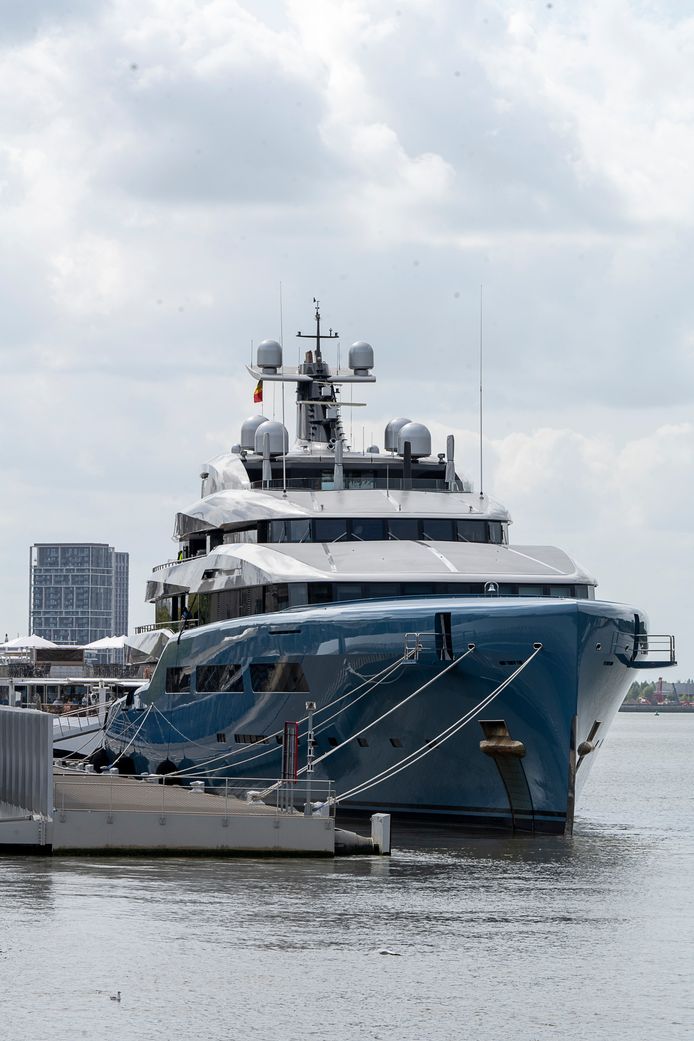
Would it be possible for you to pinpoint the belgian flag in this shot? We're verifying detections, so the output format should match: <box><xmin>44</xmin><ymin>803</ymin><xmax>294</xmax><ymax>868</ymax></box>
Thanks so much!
<box><xmin>253</xmin><ymin>380</ymin><xmax>263</xmax><ymax>404</ymax></box>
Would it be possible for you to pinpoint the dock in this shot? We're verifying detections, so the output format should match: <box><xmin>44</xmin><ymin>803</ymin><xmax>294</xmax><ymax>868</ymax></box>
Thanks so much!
<box><xmin>0</xmin><ymin>707</ymin><xmax>390</xmax><ymax>857</ymax></box>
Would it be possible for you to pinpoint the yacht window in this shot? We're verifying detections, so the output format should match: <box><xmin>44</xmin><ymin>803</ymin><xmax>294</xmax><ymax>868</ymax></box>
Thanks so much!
<box><xmin>368</xmin><ymin>582</ymin><xmax>399</xmax><ymax>599</ymax></box>
<box><xmin>549</xmin><ymin>585</ymin><xmax>571</xmax><ymax>597</ymax></box>
<box><xmin>518</xmin><ymin>585</ymin><xmax>542</xmax><ymax>596</ymax></box>
<box><xmin>196</xmin><ymin>664</ymin><xmax>244</xmax><ymax>693</ymax></box>
<box><xmin>335</xmin><ymin>583</ymin><xmax>363</xmax><ymax>601</ymax></box>
<box><xmin>250</xmin><ymin>662</ymin><xmax>309</xmax><ymax>693</ymax></box>
<box><xmin>165</xmin><ymin>667</ymin><xmax>192</xmax><ymax>693</ymax></box>
<box><xmin>388</xmin><ymin>518</ymin><xmax>420</xmax><ymax>540</ymax></box>
<box><xmin>422</xmin><ymin>519</ymin><xmax>454</xmax><ymax>541</ymax></box>
<box><xmin>264</xmin><ymin>584</ymin><xmax>289</xmax><ymax>612</ymax></box>
<box><xmin>288</xmin><ymin>519</ymin><xmax>311</xmax><ymax>542</ymax></box>
<box><xmin>314</xmin><ymin>518</ymin><xmax>347</xmax><ymax>542</ymax></box>
<box><xmin>320</xmin><ymin>470</ymin><xmax>335</xmax><ymax>491</ymax></box>
<box><xmin>239</xmin><ymin>587</ymin><xmax>263</xmax><ymax>615</ymax></box>
<box><xmin>224</xmin><ymin>527</ymin><xmax>257</xmax><ymax>545</ymax></box>
<box><xmin>456</xmin><ymin>520</ymin><xmax>487</xmax><ymax>543</ymax></box>
<box><xmin>308</xmin><ymin>583</ymin><xmax>333</xmax><ymax>604</ymax></box>
<box><xmin>270</xmin><ymin>520</ymin><xmax>287</xmax><ymax>543</ymax></box>
<box><xmin>288</xmin><ymin>584</ymin><xmax>309</xmax><ymax>607</ymax></box>
<box><xmin>488</xmin><ymin>522</ymin><xmax>504</xmax><ymax>545</ymax></box>
<box><xmin>351</xmin><ymin>518</ymin><xmax>385</xmax><ymax>541</ymax></box>
<box><xmin>402</xmin><ymin>582</ymin><xmax>434</xmax><ymax>596</ymax></box>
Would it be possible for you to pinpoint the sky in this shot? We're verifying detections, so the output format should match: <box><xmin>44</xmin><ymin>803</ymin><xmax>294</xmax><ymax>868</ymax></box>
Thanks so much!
<box><xmin>1</xmin><ymin>0</ymin><xmax>692</xmax><ymax>676</ymax></box>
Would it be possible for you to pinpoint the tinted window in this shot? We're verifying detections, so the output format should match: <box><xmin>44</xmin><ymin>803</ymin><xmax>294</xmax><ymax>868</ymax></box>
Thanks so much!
<box><xmin>335</xmin><ymin>583</ymin><xmax>363</xmax><ymax>601</ymax></box>
<box><xmin>351</xmin><ymin>518</ymin><xmax>385</xmax><ymax>541</ymax></box>
<box><xmin>367</xmin><ymin>582</ymin><xmax>399</xmax><ymax>599</ymax></box>
<box><xmin>308</xmin><ymin>583</ymin><xmax>333</xmax><ymax>604</ymax></box>
<box><xmin>166</xmin><ymin>667</ymin><xmax>191</xmax><ymax>693</ymax></box>
<box><xmin>421</xmin><ymin>519</ymin><xmax>454</xmax><ymax>541</ymax></box>
<box><xmin>288</xmin><ymin>520</ymin><xmax>311</xmax><ymax>542</ymax></box>
<box><xmin>402</xmin><ymin>582</ymin><xmax>434</xmax><ymax>596</ymax></box>
<box><xmin>488</xmin><ymin>522</ymin><xmax>504</xmax><ymax>545</ymax></box>
<box><xmin>456</xmin><ymin>520</ymin><xmax>488</xmax><ymax>543</ymax></box>
<box><xmin>388</xmin><ymin>518</ymin><xmax>420</xmax><ymax>540</ymax></box>
<box><xmin>196</xmin><ymin>664</ymin><xmax>244</xmax><ymax>693</ymax></box>
<box><xmin>239</xmin><ymin>587</ymin><xmax>263</xmax><ymax>615</ymax></box>
<box><xmin>264</xmin><ymin>584</ymin><xmax>289</xmax><ymax>612</ymax></box>
<box><xmin>288</xmin><ymin>584</ymin><xmax>309</xmax><ymax>607</ymax></box>
<box><xmin>270</xmin><ymin>520</ymin><xmax>287</xmax><ymax>542</ymax></box>
<box><xmin>314</xmin><ymin>519</ymin><xmax>347</xmax><ymax>542</ymax></box>
<box><xmin>250</xmin><ymin>662</ymin><xmax>309</xmax><ymax>693</ymax></box>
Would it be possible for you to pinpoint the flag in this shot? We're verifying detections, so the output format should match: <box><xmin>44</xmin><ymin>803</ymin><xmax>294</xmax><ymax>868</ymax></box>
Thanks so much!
<box><xmin>254</xmin><ymin>380</ymin><xmax>263</xmax><ymax>404</ymax></box>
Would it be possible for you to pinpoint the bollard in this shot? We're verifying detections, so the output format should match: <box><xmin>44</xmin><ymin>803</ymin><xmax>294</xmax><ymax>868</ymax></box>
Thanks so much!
<box><xmin>371</xmin><ymin>813</ymin><xmax>391</xmax><ymax>855</ymax></box>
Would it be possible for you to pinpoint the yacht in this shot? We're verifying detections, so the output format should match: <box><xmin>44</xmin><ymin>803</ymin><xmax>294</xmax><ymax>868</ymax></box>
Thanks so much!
<box><xmin>103</xmin><ymin>303</ymin><xmax>676</xmax><ymax>833</ymax></box>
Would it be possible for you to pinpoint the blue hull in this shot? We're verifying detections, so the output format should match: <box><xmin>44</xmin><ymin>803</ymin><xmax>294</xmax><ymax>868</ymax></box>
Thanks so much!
<box><xmin>104</xmin><ymin>597</ymin><xmax>639</xmax><ymax>834</ymax></box>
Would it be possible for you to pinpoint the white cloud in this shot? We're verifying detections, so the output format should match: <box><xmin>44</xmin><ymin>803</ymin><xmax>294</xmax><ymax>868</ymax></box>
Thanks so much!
<box><xmin>0</xmin><ymin>0</ymin><xmax>692</xmax><ymax>675</ymax></box>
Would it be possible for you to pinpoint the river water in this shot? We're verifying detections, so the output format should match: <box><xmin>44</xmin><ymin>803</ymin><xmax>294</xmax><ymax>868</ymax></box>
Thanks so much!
<box><xmin>2</xmin><ymin>714</ymin><xmax>692</xmax><ymax>1041</ymax></box>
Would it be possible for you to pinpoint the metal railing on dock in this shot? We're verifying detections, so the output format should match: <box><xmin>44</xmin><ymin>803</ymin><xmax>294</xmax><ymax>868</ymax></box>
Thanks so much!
<box><xmin>53</xmin><ymin>769</ymin><xmax>336</xmax><ymax>820</ymax></box>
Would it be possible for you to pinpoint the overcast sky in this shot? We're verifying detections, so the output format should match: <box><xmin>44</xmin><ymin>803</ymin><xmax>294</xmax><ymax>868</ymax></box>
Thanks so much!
<box><xmin>1</xmin><ymin>0</ymin><xmax>692</xmax><ymax>676</ymax></box>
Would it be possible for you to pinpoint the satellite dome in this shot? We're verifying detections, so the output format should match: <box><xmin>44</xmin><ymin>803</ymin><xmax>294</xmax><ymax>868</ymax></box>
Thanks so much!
<box><xmin>348</xmin><ymin>341</ymin><xmax>374</xmax><ymax>374</ymax></box>
<box><xmin>254</xmin><ymin>420</ymin><xmax>289</xmax><ymax>456</ymax></box>
<box><xmin>240</xmin><ymin>414</ymin><xmax>268</xmax><ymax>450</ymax></box>
<box><xmin>397</xmin><ymin>421</ymin><xmax>431</xmax><ymax>459</ymax></box>
<box><xmin>384</xmin><ymin>417</ymin><xmax>412</xmax><ymax>453</ymax></box>
<box><xmin>257</xmin><ymin>339</ymin><xmax>282</xmax><ymax>372</ymax></box>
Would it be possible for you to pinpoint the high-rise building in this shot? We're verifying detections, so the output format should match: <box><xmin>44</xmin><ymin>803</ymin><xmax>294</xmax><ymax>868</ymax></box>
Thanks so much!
<box><xmin>29</xmin><ymin>543</ymin><xmax>129</xmax><ymax>645</ymax></box>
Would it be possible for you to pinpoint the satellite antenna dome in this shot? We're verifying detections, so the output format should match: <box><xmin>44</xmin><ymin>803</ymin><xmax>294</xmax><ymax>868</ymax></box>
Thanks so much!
<box><xmin>240</xmin><ymin>414</ymin><xmax>268</xmax><ymax>451</ymax></box>
<box><xmin>256</xmin><ymin>339</ymin><xmax>283</xmax><ymax>372</ymax></box>
<box><xmin>348</xmin><ymin>341</ymin><xmax>374</xmax><ymax>375</ymax></box>
<box><xmin>397</xmin><ymin>421</ymin><xmax>431</xmax><ymax>459</ymax></box>
<box><xmin>254</xmin><ymin>420</ymin><xmax>289</xmax><ymax>456</ymax></box>
<box><xmin>384</xmin><ymin>417</ymin><xmax>412</xmax><ymax>453</ymax></box>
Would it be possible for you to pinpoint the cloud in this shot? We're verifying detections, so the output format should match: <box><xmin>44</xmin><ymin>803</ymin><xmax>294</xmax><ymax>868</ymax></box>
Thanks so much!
<box><xmin>0</xmin><ymin>0</ymin><xmax>693</xmax><ymax>673</ymax></box>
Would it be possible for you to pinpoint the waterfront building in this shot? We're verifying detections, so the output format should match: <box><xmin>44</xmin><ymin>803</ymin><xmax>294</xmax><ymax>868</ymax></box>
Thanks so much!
<box><xmin>29</xmin><ymin>543</ymin><xmax>129</xmax><ymax>645</ymax></box>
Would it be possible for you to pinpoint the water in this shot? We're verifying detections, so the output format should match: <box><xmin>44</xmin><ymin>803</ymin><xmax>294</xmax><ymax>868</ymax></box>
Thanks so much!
<box><xmin>2</xmin><ymin>714</ymin><xmax>693</xmax><ymax>1040</ymax></box>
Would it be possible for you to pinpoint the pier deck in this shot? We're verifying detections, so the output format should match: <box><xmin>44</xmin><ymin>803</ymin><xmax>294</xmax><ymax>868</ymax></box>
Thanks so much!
<box><xmin>0</xmin><ymin>707</ymin><xmax>389</xmax><ymax>856</ymax></box>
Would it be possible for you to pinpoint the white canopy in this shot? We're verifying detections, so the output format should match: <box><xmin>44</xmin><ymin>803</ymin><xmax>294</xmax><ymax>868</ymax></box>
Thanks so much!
<box><xmin>84</xmin><ymin>635</ymin><xmax>128</xmax><ymax>650</ymax></box>
<box><xmin>1</xmin><ymin>634</ymin><xmax>58</xmax><ymax>649</ymax></box>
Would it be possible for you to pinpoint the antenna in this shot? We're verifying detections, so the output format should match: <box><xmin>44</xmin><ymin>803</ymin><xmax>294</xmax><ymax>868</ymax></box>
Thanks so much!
<box><xmin>479</xmin><ymin>283</ymin><xmax>485</xmax><ymax>499</ymax></box>
<box><xmin>280</xmin><ymin>282</ymin><xmax>287</xmax><ymax>497</ymax></box>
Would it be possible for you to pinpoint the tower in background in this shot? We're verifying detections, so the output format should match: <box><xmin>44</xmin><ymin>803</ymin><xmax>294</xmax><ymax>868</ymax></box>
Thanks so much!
<box><xmin>29</xmin><ymin>543</ymin><xmax>129</xmax><ymax>644</ymax></box>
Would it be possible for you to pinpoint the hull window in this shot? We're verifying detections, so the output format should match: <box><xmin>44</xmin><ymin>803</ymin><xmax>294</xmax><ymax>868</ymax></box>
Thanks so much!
<box><xmin>165</xmin><ymin>667</ymin><xmax>192</xmax><ymax>693</ymax></box>
<box><xmin>250</xmin><ymin>662</ymin><xmax>309</xmax><ymax>694</ymax></box>
<box><xmin>196</xmin><ymin>664</ymin><xmax>244</xmax><ymax>693</ymax></box>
